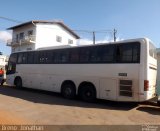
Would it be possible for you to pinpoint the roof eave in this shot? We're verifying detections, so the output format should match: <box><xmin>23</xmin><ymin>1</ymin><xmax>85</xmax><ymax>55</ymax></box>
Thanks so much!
<box><xmin>7</xmin><ymin>20</ymin><xmax>80</xmax><ymax>39</ymax></box>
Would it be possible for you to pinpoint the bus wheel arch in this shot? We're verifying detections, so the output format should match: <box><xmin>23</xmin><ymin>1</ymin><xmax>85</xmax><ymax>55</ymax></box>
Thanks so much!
<box><xmin>1</xmin><ymin>79</ymin><xmax>6</xmax><ymax>86</ymax></box>
<box><xmin>14</xmin><ymin>76</ymin><xmax>23</xmax><ymax>88</ymax></box>
<box><xmin>61</xmin><ymin>80</ymin><xmax>76</xmax><ymax>99</ymax></box>
<box><xmin>78</xmin><ymin>82</ymin><xmax>97</xmax><ymax>102</ymax></box>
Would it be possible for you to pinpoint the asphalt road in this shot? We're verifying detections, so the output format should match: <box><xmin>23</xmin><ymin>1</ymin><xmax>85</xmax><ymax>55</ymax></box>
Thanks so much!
<box><xmin>0</xmin><ymin>85</ymin><xmax>159</xmax><ymax>126</ymax></box>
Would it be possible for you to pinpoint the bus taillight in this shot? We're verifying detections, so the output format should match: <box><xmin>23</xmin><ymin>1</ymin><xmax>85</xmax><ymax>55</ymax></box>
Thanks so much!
<box><xmin>144</xmin><ymin>80</ymin><xmax>149</xmax><ymax>91</ymax></box>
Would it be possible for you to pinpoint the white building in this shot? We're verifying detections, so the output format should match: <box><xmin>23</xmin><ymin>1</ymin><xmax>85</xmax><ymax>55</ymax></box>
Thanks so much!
<box><xmin>0</xmin><ymin>55</ymin><xmax>8</xmax><ymax>69</ymax></box>
<box><xmin>7</xmin><ymin>20</ymin><xmax>80</xmax><ymax>52</ymax></box>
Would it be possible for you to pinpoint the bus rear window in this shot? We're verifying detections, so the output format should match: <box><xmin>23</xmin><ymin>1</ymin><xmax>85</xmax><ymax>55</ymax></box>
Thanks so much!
<box><xmin>149</xmin><ymin>42</ymin><xmax>157</xmax><ymax>59</ymax></box>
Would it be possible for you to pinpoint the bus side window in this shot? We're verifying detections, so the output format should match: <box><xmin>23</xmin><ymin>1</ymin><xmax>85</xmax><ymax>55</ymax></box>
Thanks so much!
<box><xmin>121</xmin><ymin>44</ymin><xmax>133</xmax><ymax>62</ymax></box>
<box><xmin>22</xmin><ymin>53</ymin><xmax>27</xmax><ymax>64</ymax></box>
<box><xmin>9</xmin><ymin>53</ymin><xmax>18</xmax><ymax>63</ymax></box>
<box><xmin>132</xmin><ymin>43</ymin><xmax>140</xmax><ymax>63</ymax></box>
<box><xmin>79</xmin><ymin>47</ymin><xmax>90</xmax><ymax>63</ymax></box>
<box><xmin>46</xmin><ymin>51</ymin><xmax>52</xmax><ymax>64</ymax></box>
<box><xmin>52</xmin><ymin>52</ymin><xmax>56</xmax><ymax>63</ymax></box>
<box><xmin>116</xmin><ymin>44</ymin><xmax>133</xmax><ymax>63</ymax></box>
<box><xmin>54</xmin><ymin>51</ymin><xmax>61</xmax><ymax>63</ymax></box>
<box><xmin>101</xmin><ymin>45</ymin><xmax>115</xmax><ymax>63</ymax></box>
<box><xmin>53</xmin><ymin>50</ymin><xmax>69</xmax><ymax>64</ymax></box>
<box><xmin>70</xmin><ymin>49</ymin><xmax>79</xmax><ymax>63</ymax></box>
<box><xmin>59</xmin><ymin>50</ymin><xmax>69</xmax><ymax>63</ymax></box>
<box><xmin>17</xmin><ymin>53</ymin><xmax>23</xmax><ymax>64</ymax></box>
<box><xmin>39</xmin><ymin>51</ymin><xmax>46</xmax><ymax>64</ymax></box>
<box><xmin>27</xmin><ymin>52</ymin><xmax>34</xmax><ymax>64</ymax></box>
<box><xmin>17</xmin><ymin>53</ymin><xmax>27</xmax><ymax>64</ymax></box>
<box><xmin>90</xmin><ymin>47</ymin><xmax>101</xmax><ymax>63</ymax></box>
<box><xmin>34</xmin><ymin>52</ymin><xmax>40</xmax><ymax>64</ymax></box>
<box><xmin>116</xmin><ymin>42</ymin><xmax>140</xmax><ymax>63</ymax></box>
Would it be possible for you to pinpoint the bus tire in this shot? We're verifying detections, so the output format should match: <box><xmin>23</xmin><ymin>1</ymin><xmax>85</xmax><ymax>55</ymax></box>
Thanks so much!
<box><xmin>61</xmin><ymin>81</ymin><xmax>76</xmax><ymax>99</ymax></box>
<box><xmin>1</xmin><ymin>79</ymin><xmax>5</xmax><ymax>86</ymax></box>
<box><xmin>78</xmin><ymin>83</ymin><xmax>96</xmax><ymax>102</ymax></box>
<box><xmin>15</xmin><ymin>77</ymin><xmax>23</xmax><ymax>88</ymax></box>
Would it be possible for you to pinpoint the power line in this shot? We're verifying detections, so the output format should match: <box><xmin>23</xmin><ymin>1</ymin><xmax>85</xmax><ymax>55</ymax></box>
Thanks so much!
<box><xmin>73</xmin><ymin>29</ymin><xmax>117</xmax><ymax>44</ymax></box>
<box><xmin>0</xmin><ymin>17</ymin><xmax>118</xmax><ymax>43</ymax></box>
<box><xmin>0</xmin><ymin>16</ymin><xmax>22</xmax><ymax>23</ymax></box>
<box><xmin>73</xmin><ymin>29</ymin><xmax>113</xmax><ymax>33</ymax></box>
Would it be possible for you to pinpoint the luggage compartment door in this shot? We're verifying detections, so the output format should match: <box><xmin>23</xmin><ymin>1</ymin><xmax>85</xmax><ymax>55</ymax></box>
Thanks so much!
<box><xmin>100</xmin><ymin>78</ymin><xmax>117</xmax><ymax>100</ymax></box>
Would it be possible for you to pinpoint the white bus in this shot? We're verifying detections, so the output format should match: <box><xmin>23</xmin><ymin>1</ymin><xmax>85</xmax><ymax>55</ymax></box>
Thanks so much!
<box><xmin>6</xmin><ymin>38</ymin><xmax>157</xmax><ymax>102</ymax></box>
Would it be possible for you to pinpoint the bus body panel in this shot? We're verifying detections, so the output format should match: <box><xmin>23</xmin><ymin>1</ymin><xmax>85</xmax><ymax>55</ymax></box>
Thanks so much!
<box><xmin>146</xmin><ymin>59</ymin><xmax>157</xmax><ymax>100</ymax></box>
<box><xmin>8</xmin><ymin>63</ymin><xmax>140</xmax><ymax>101</ymax></box>
<box><xmin>100</xmin><ymin>78</ymin><xmax>118</xmax><ymax>101</ymax></box>
<box><xmin>143</xmin><ymin>39</ymin><xmax>157</xmax><ymax>101</ymax></box>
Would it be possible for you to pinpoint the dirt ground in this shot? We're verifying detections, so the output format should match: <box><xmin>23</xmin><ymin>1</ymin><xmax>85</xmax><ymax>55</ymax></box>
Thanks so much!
<box><xmin>0</xmin><ymin>85</ymin><xmax>159</xmax><ymax>126</ymax></box>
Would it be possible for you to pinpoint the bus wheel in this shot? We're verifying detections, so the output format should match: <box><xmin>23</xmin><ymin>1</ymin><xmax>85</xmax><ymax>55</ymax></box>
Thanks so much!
<box><xmin>15</xmin><ymin>77</ymin><xmax>22</xmax><ymax>88</ymax></box>
<box><xmin>1</xmin><ymin>79</ymin><xmax>5</xmax><ymax>86</ymax></box>
<box><xmin>61</xmin><ymin>82</ymin><xmax>76</xmax><ymax>99</ymax></box>
<box><xmin>79</xmin><ymin>84</ymin><xmax>96</xmax><ymax>102</ymax></box>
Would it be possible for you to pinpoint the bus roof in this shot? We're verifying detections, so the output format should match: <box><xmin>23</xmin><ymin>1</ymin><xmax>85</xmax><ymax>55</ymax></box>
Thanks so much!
<box><xmin>12</xmin><ymin>37</ymin><xmax>151</xmax><ymax>54</ymax></box>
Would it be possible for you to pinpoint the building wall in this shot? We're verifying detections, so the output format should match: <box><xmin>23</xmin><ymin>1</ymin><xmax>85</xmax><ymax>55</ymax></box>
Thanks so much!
<box><xmin>12</xmin><ymin>24</ymin><xmax>36</xmax><ymax>52</ymax></box>
<box><xmin>12</xmin><ymin>24</ymin><xmax>36</xmax><ymax>40</ymax></box>
<box><xmin>11</xmin><ymin>23</ymin><xmax>77</xmax><ymax>52</ymax></box>
<box><xmin>35</xmin><ymin>23</ymin><xmax>77</xmax><ymax>49</ymax></box>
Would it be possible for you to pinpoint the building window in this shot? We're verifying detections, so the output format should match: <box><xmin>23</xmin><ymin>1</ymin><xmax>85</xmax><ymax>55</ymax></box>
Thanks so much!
<box><xmin>19</xmin><ymin>32</ymin><xmax>24</xmax><ymax>40</ymax></box>
<box><xmin>56</xmin><ymin>36</ymin><xmax>62</xmax><ymax>43</ymax></box>
<box><xmin>27</xmin><ymin>48</ymin><xmax>32</xmax><ymax>50</ymax></box>
<box><xmin>28</xmin><ymin>30</ymin><xmax>33</xmax><ymax>36</ymax></box>
<box><xmin>16</xmin><ymin>34</ymin><xmax>19</xmax><ymax>42</ymax></box>
<box><xmin>68</xmin><ymin>39</ymin><xmax>73</xmax><ymax>44</ymax></box>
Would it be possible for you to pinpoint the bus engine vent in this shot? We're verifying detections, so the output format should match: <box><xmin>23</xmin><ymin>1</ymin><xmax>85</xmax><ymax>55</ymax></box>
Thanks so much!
<box><xmin>119</xmin><ymin>80</ymin><xmax>133</xmax><ymax>97</ymax></box>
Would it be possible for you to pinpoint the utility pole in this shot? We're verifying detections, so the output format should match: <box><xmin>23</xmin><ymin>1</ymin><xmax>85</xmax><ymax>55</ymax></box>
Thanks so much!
<box><xmin>113</xmin><ymin>29</ymin><xmax>117</xmax><ymax>42</ymax></box>
<box><xmin>93</xmin><ymin>31</ymin><xmax>95</xmax><ymax>44</ymax></box>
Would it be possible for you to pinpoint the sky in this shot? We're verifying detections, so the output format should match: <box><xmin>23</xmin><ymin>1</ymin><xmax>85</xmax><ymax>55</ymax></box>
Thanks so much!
<box><xmin>0</xmin><ymin>0</ymin><xmax>160</xmax><ymax>55</ymax></box>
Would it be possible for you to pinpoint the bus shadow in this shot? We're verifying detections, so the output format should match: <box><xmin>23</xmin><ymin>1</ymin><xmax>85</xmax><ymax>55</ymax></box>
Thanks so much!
<box><xmin>136</xmin><ymin>106</ymin><xmax>160</xmax><ymax>115</ymax></box>
<box><xmin>0</xmin><ymin>85</ymin><xmax>138</xmax><ymax>111</ymax></box>
<box><xmin>136</xmin><ymin>102</ymin><xmax>160</xmax><ymax>115</ymax></box>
